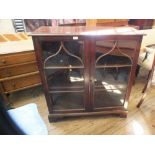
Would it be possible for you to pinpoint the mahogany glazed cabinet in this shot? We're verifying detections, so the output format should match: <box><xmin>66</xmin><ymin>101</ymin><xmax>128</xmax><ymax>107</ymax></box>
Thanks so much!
<box><xmin>30</xmin><ymin>26</ymin><xmax>144</xmax><ymax>122</ymax></box>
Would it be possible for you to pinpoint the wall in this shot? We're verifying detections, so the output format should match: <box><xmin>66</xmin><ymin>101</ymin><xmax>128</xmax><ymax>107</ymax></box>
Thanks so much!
<box><xmin>140</xmin><ymin>28</ymin><xmax>155</xmax><ymax>48</ymax></box>
<box><xmin>0</xmin><ymin>19</ymin><xmax>15</xmax><ymax>33</ymax></box>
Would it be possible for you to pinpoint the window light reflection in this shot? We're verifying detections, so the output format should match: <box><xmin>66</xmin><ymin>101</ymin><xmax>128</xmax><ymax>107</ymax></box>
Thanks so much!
<box><xmin>70</xmin><ymin>76</ymin><xmax>84</xmax><ymax>82</ymax></box>
<box><xmin>120</xmin><ymin>99</ymin><xmax>124</xmax><ymax>104</ymax></box>
<box><xmin>132</xmin><ymin>120</ymin><xmax>144</xmax><ymax>135</ymax></box>
<box><xmin>102</xmin><ymin>81</ymin><xmax>122</xmax><ymax>94</ymax></box>
<box><xmin>81</xmin><ymin>29</ymin><xmax>115</xmax><ymax>35</ymax></box>
<box><xmin>80</xmin><ymin>27</ymin><xmax>136</xmax><ymax>35</ymax></box>
<box><xmin>115</xmin><ymin>27</ymin><xmax>135</xmax><ymax>33</ymax></box>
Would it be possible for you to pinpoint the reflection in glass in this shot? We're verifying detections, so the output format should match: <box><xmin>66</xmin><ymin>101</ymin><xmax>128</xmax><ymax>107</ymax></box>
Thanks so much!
<box><xmin>96</xmin><ymin>54</ymin><xmax>131</xmax><ymax>66</ymax></box>
<box><xmin>95</xmin><ymin>67</ymin><xmax>130</xmax><ymax>89</ymax></box>
<box><xmin>42</xmin><ymin>41</ymin><xmax>84</xmax><ymax>67</ymax></box>
<box><xmin>46</xmin><ymin>69</ymin><xmax>84</xmax><ymax>90</ymax></box>
<box><xmin>94</xmin><ymin>67</ymin><xmax>130</xmax><ymax>108</ymax></box>
<box><xmin>94</xmin><ymin>40</ymin><xmax>133</xmax><ymax>108</ymax></box>
<box><xmin>94</xmin><ymin>89</ymin><xmax>125</xmax><ymax>108</ymax></box>
<box><xmin>42</xmin><ymin>40</ymin><xmax>85</xmax><ymax>111</ymax></box>
<box><xmin>50</xmin><ymin>92</ymin><xmax>84</xmax><ymax>110</ymax></box>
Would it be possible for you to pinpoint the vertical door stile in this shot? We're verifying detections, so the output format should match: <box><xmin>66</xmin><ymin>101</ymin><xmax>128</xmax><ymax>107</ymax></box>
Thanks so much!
<box><xmin>84</xmin><ymin>39</ymin><xmax>91</xmax><ymax>111</ymax></box>
<box><xmin>89</xmin><ymin>38</ymin><xmax>95</xmax><ymax>111</ymax></box>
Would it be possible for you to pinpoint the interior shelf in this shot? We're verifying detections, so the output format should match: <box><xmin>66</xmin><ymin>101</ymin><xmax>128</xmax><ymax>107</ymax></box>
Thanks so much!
<box><xmin>94</xmin><ymin>84</ymin><xmax>127</xmax><ymax>90</ymax></box>
<box><xmin>49</xmin><ymin>85</ymin><xmax>84</xmax><ymax>90</ymax></box>
<box><xmin>96</xmin><ymin>64</ymin><xmax>131</xmax><ymax>68</ymax></box>
<box><xmin>44</xmin><ymin>66</ymin><xmax>84</xmax><ymax>69</ymax></box>
<box><xmin>49</xmin><ymin>90</ymin><xmax>84</xmax><ymax>93</ymax></box>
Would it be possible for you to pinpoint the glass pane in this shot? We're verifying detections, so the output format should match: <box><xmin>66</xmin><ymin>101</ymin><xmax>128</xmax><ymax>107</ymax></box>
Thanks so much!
<box><xmin>42</xmin><ymin>41</ymin><xmax>84</xmax><ymax>67</ymax></box>
<box><xmin>96</xmin><ymin>40</ymin><xmax>136</xmax><ymax>67</ymax></box>
<box><xmin>46</xmin><ymin>68</ymin><xmax>84</xmax><ymax>90</ymax></box>
<box><xmin>94</xmin><ymin>40</ymin><xmax>133</xmax><ymax>108</ymax></box>
<box><xmin>96</xmin><ymin>54</ymin><xmax>131</xmax><ymax>66</ymax></box>
<box><xmin>42</xmin><ymin>40</ymin><xmax>85</xmax><ymax>111</ymax></box>
<box><xmin>94</xmin><ymin>67</ymin><xmax>130</xmax><ymax>108</ymax></box>
<box><xmin>94</xmin><ymin>89</ymin><xmax>125</xmax><ymax>108</ymax></box>
<box><xmin>96</xmin><ymin>40</ymin><xmax>137</xmax><ymax>50</ymax></box>
<box><xmin>95</xmin><ymin>67</ymin><xmax>131</xmax><ymax>89</ymax></box>
<box><xmin>50</xmin><ymin>92</ymin><xmax>84</xmax><ymax>110</ymax></box>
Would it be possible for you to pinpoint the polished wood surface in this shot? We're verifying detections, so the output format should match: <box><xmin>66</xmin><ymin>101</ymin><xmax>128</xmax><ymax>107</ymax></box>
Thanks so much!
<box><xmin>10</xmin><ymin>77</ymin><xmax>155</xmax><ymax>134</ymax></box>
<box><xmin>30</xmin><ymin>26</ymin><xmax>144</xmax><ymax>36</ymax></box>
<box><xmin>86</xmin><ymin>19</ymin><xmax>129</xmax><ymax>27</ymax></box>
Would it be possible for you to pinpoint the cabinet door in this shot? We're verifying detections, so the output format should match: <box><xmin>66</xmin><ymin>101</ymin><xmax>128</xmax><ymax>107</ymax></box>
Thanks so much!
<box><xmin>41</xmin><ymin>40</ymin><xmax>87</xmax><ymax>112</ymax></box>
<box><xmin>91</xmin><ymin>38</ymin><xmax>138</xmax><ymax>110</ymax></box>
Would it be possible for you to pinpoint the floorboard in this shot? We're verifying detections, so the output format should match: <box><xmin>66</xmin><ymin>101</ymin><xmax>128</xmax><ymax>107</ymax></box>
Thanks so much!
<box><xmin>9</xmin><ymin>74</ymin><xmax>155</xmax><ymax>135</ymax></box>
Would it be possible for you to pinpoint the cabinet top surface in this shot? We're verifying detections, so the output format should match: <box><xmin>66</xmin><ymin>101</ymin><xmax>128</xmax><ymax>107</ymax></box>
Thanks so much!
<box><xmin>29</xmin><ymin>26</ymin><xmax>145</xmax><ymax>37</ymax></box>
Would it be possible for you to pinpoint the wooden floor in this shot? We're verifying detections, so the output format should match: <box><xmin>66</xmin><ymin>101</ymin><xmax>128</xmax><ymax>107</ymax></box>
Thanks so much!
<box><xmin>9</xmin><ymin>74</ymin><xmax>155</xmax><ymax>135</ymax></box>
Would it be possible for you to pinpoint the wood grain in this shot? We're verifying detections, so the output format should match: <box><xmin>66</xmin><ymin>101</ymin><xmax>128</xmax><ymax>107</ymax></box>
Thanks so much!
<box><xmin>10</xmin><ymin>77</ymin><xmax>155</xmax><ymax>135</ymax></box>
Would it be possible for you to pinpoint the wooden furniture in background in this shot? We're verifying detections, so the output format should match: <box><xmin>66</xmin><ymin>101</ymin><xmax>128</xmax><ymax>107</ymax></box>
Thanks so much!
<box><xmin>0</xmin><ymin>33</ymin><xmax>41</xmax><ymax>101</ymax></box>
<box><xmin>86</xmin><ymin>19</ymin><xmax>129</xmax><ymax>26</ymax></box>
<box><xmin>24</xmin><ymin>19</ymin><xmax>86</xmax><ymax>32</ymax></box>
<box><xmin>129</xmin><ymin>19</ymin><xmax>154</xmax><ymax>30</ymax></box>
<box><xmin>31</xmin><ymin>26</ymin><xmax>144</xmax><ymax>122</ymax></box>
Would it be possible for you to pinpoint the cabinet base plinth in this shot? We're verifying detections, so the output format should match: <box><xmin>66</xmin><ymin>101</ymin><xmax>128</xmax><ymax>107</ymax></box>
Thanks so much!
<box><xmin>48</xmin><ymin>116</ymin><xmax>61</xmax><ymax>122</ymax></box>
<box><xmin>48</xmin><ymin>110</ymin><xmax>128</xmax><ymax>122</ymax></box>
<box><xmin>119</xmin><ymin>113</ymin><xmax>127</xmax><ymax>118</ymax></box>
